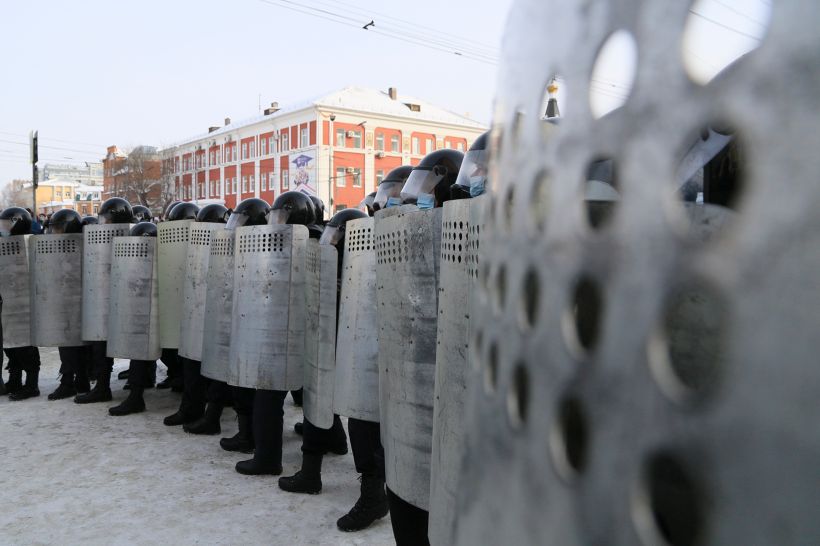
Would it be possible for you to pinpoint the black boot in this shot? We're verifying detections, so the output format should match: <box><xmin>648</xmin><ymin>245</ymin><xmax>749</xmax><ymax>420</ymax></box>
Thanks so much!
<box><xmin>156</xmin><ymin>376</ymin><xmax>173</xmax><ymax>389</ymax></box>
<box><xmin>235</xmin><ymin>457</ymin><xmax>282</xmax><ymax>476</ymax></box>
<box><xmin>3</xmin><ymin>369</ymin><xmax>23</xmax><ymax>396</ymax></box>
<box><xmin>337</xmin><ymin>474</ymin><xmax>389</xmax><ymax>532</ymax></box>
<box><xmin>235</xmin><ymin>390</ymin><xmax>285</xmax><ymax>476</ymax></box>
<box><xmin>294</xmin><ymin>421</ymin><xmax>303</xmax><ymax>435</ymax></box>
<box><xmin>278</xmin><ymin>453</ymin><xmax>323</xmax><ymax>494</ymax></box>
<box><xmin>74</xmin><ymin>381</ymin><xmax>112</xmax><ymax>404</ymax></box>
<box><xmin>9</xmin><ymin>369</ymin><xmax>39</xmax><ymax>401</ymax></box>
<box><xmin>117</xmin><ymin>370</ymin><xmax>130</xmax><ymax>380</ymax></box>
<box><xmin>0</xmin><ymin>377</ymin><xmax>5</xmax><ymax>396</ymax></box>
<box><xmin>220</xmin><ymin>414</ymin><xmax>254</xmax><ymax>453</ymax></box>
<box><xmin>184</xmin><ymin>403</ymin><xmax>223</xmax><ymax>435</ymax></box>
<box><xmin>48</xmin><ymin>379</ymin><xmax>76</xmax><ymax>400</ymax></box>
<box><xmin>163</xmin><ymin>410</ymin><xmax>199</xmax><ymax>426</ymax></box>
<box><xmin>108</xmin><ymin>388</ymin><xmax>146</xmax><ymax>416</ymax></box>
<box><xmin>74</xmin><ymin>369</ymin><xmax>90</xmax><ymax>394</ymax></box>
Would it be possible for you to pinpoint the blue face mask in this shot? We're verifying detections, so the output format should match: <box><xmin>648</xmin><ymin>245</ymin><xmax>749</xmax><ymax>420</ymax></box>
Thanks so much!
<box><xmin>416</xmin><ymin>192</ymin><xmax>435</xmax><ymax>210</ymax></box>
<box><xmin>386</xmin><ymin>197</ymin><xmax>402</xmax><ymax>208</ymax></box>
<box><xmin>469</xmin><ymin>176</ymin><xmax>486</xmax><ymax>197</ymax></box>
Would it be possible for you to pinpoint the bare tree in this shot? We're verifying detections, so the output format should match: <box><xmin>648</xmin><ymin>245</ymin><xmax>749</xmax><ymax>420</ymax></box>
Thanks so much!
<box><xmin>106</xmin><ymin>146</ymin><xmax>167</xmax><ymax>214</ymax></box>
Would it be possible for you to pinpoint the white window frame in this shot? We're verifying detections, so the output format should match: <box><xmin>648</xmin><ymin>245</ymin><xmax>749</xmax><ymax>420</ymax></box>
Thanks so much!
<box><xmin>281</xmin><ymin>133</ymin><xmax>289</xmax><ymax>152</ymax></box>
<box><xmin>351</xmin><ymin>130</ymin><xmax>362</xmax><ymax>149</ymax></box>
<box><xmin>249</xmin><ymin>174</ymin><xmax>255</xmax><ymax>192</ymax></box>
<box><xmin>391</xmin><ymin>135</ymin><xmax>400</xmax><ymax>152</ymax></box>
<box><xmin>336</xmin><ymin>167</ymin><xmax>346</xmax><ymax>187</ymax></box>
<box><xmin>376</xmin><ymin>133</ymin><xmax>384</xmax><ymax>151</ymax></box>
<box><xmin>261</xmin><ymin>172</ymin><xmax>267</xmax><ymax>191</ymax></box>
<box><xmin>300</xmin><ymin>126</ymin><xmax>309</xmax><ymax>148</ymax></box>
<box><xmin>282</xmin><ymin>170</ymin><xmax>289</xmax><ymax>189</ymax></box>
<box><xmin>412</xmin><ymin>137</ymin><xmax>420</xmax><ymax>155</ymax></box>
<box><xmin>376</xmin><ymin>170</ymin><xmax>384</xmax><ymax>184</ymax></box>
<box><xmin>351</xmin><ymin>168</ymin><xmax>362</xmax><ymax>187</ymax></box>
<box><xmin>426</xmin><ymin>138</ymin><xmax>433</xmax><ymax>153</ymax></box>
<box><xmin>335</xmin><ymin>128</ymin><xmax>345</xmax><ymax>147</ymax></box>
<box><xmin>242</xmin><ymin>176</ymin><xmax>248</xmax><ymax>192</ymax></box>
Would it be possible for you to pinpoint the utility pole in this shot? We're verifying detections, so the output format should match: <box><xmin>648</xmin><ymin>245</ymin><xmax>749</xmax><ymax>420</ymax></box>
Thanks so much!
<box><xmin>30</xmin><ymin>130</ymin><xmax>38</xmax><ymax>213</ymax></box>
<box><xmin>328</xmin><ymin>113</ymin><xmax>336</xmax><ymax>212</ymax></box>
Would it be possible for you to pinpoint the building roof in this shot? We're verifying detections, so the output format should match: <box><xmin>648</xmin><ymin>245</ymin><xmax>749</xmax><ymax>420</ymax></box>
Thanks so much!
<box><xmin>168</xmin><ymin>86</ymin><xmax>485</xmax><ymax>148</ymax></box>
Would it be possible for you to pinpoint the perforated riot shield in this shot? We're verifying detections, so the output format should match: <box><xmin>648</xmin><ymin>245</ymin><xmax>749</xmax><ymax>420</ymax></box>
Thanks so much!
<box><xmin>0</xmin><ymin>235</ymin><xmax>31</xmax><ymax>348</ymax></box>
<box><xmin>106</xmin><ymin>236</ymin><xmax>160</xmax><ymax>360</ymax></box>
<box><xmin>201</xmin><ymin>230</ymin><xmax>235</xmax><ymax>382</ymax></box>
<box><xmin>158</xmin><ymin>220</ymin><xmax>193</xmax><ymax>349</ymax></box>
<box><xmin>303</xmin><ymin>239</ymin><xmax>338</xmax><ymax>429</ymax></box>
<box><xmin>82</xmin><ymin>224</ymin><xmax>132</xmax><ymax>341</ymax></box>
<box><xmin>29</xmin><ymin>234</ymin><xmax>84</xmax><ymax>347</ymax></box>
<box><xmin>179</xmin><ymin>223</ymin><xmax>223</xmax><ymax>361</ymax></box>
<box><xmin>375</xmin><ymin>205</ymin><xmax>442</xmax><ymax>510</ymax></box>
<box><xmin>453</xmin><ymin>1</ymin><xmax>820</xmax><ymax>544</ymax></box>
<box><xmin>429</xmin><ymin>198</ymin><xmax>473</xmax><ymax>546</ymax></box>
<box><xmin>228</xmin><ymin>224</ymin><xmax>309</xmax><ymax>390</ymax></box>
<box><xmin>333</xmin><ymin>217</ymin><xmax>380</xmax><ymax>422</ymax></box>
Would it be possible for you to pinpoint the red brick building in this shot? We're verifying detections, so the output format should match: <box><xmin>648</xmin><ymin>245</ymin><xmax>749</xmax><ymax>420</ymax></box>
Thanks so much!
<box><xmin>162</xmin><ymin>86</ymin><xmax>486</xmax><ymax>215</ymax></box>
<box><xmin>102</xmin><ymin>145</ymin><xmax>165</xmax><ymax>213</ymax></box>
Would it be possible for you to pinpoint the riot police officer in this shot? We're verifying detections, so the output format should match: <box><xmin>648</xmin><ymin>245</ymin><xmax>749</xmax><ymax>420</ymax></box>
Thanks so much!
<box><xmin>0</xmin><ymin>207</ymin><xmax>42</xmax><ymax>401</ymax></box>
<box><xmin>450</xmin><ymin>130</ymin><xmax>489</xmax><ymax>200</ymax></box>
<box><xmin>358</xmin><ymin>191</ymin><xmax>377</xmax><ymax>216</ymax></box>
<box><xmin>109</xmin><ymin>221</ymin><xmax>159</xmax><ymax>416</ymax></box>
<box><xmin>75</xmin><ymin>197</ymin><xmax>133</xmax><ymax>404</ymax></box>
<box><xmin>43</xmin><ymin>209</ymin><xmax>92</xmax><ymax>400</ymax></box>
<box><xmin>373</xmin><ymin>165</ymin><xmax>414</xmax><ymax>212</ymax></box>
<box><xmin>132</xmin><ymin>205</ymin><xmax>153</xmax><ymax>223</ymax></box>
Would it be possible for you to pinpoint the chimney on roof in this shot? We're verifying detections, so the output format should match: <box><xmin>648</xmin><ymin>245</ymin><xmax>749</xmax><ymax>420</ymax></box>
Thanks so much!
<box><xmin>208</xmin><ymin>126</ymin><xmax>220</xmax><ymax>133</ymax></box>
<box><xmin>388</xmin><ymin>87</ymin><xmax>398</xmax><ymax>100</ymax></box>
<box><xmin>264</xmin><ymin>102</ymin><xmax>281</xmax><ymax>116</ymax></box>
<box><xmin>224</xmin><ymin>117</ymin><xmax>231</xmax><ymax>126</ymax></box>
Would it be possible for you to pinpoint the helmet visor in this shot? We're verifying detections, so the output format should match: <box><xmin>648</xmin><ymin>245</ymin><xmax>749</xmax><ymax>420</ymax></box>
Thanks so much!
<box><xmin>98</xmin><ymin>214</ymin><xmax>112</xmax><ymax>225</ymax></box>
<box><xmin>454</xmin><ymin>149</ymin><xmax>489</xmax><ymax>191</ymax></box>
<box><xmin>268</xmin><ymin>209</ymin><xmax>291</xmax><ymax>225</ymax></box>
<box><xmin>373</xmin><ymin>181</ymin><xmax>404</xmax><ymax>210</ymax></box>
<box><xmin>318</xmin><ymin>225</ymin><xmax>343</xmax><ymax>246</ymax></box>
<box><xmin>358</xmin><ymin>194</ymin><xmax>375</xmax><ymax>212</ymax></box>
<box><xmin>48</xmin><ymin>221</ymin><xmax>67</xmax><ymax>235</ymax></box>
<box><xmin>400</xmin><ymin>168</ymin><xmax>443</xmax><ymax>203</ymax></box>
<box><xmin>226</xmin><ymin>212</ymin><xmax>250</xmax><ymax>231</ymax></box>
<box><xmin>0</xmin><ymin>219</ymin><xmax>16</xmax><ymax>237</ymax></box>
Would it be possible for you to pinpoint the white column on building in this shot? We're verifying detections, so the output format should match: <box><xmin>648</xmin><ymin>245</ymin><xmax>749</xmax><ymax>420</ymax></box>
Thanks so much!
<box><xmin>219</xmin><ymin>142</ymin><xmax>225</xmax><ymax>201</ymax></box>
<box><xmin>254</xmin><ymin>133</ymin><xmax>260</xmax><ymax>199</ymax></box>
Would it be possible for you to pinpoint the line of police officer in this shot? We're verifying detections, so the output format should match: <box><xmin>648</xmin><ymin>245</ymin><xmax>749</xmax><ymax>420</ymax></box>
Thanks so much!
<box><xmin>0</xmin><ymin>131</ymin><xmax>490</xmax><ymax>545</ymax></box>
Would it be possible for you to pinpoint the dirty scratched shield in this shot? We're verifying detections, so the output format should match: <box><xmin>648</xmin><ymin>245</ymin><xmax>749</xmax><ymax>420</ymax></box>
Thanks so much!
<box><xmin>375</xmin><ymin>205</ymin><xmax>442</xmax><ymax>510</ymax></box>
<box><xmin>106</xmin><ymin>236</ymin><xmax>160</xmax><ymax>360</ymax></box>
<box><xmin>81</xmin><ymin>224</ymin><xmax>132</xmax><ymax>341</ymax></box>
<box><xmin>178</xmin><ymin>223</ymin><xmax>223</xmax><ymax>361</ymax></box>
<box><xmin>229</xmin><ymin>224</ymin><xmax>308</xmax><ymax>390</ymax></box>
<box><xmin>333</xmin><ymin>217</ymin><xmax>380</xmax><ymax>422</ymax></box>
<box><xmin>303</xmin><ymin>239</ymin><xmax>338</xmax><ymax>429</ymax></box>
<box><xmin>0</xmin><ymin>235</ymin><xmax>31</xmax><ymax>348</ymax></box>
<box><xmin>158</xmin><ymin>220</ymin><xmax>193</xmax><ymax>349</ymax></box>
<box><xmin>200</xmin><ymin>230</ymin><xmax>235</xmax><ymax>382</ymax></box>
<box><xmin>429</xmin><ymin>198</ymin><xmax>474</xmax><ymax>546</ymax></box>
<box><xmin>29</xmin><ymin>234</ymin><xmax>84</xmax><ymax>347</ymax></box>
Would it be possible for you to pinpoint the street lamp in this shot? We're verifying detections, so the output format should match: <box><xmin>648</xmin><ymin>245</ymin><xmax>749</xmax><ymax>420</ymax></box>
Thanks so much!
<box><xmin>329</xmin><ymin>114</ymin><xmax>336</xmax><ymax>212</ymax></box>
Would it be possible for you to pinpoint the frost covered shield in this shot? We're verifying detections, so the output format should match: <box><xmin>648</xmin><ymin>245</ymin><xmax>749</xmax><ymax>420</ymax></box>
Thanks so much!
<box><xmin>375</xmin><ymin>205</ymin><xmax>442</xmax><ymax>510</ymax></box>
<box><xmin>333</xmin><ymin>217</ymin><xmax>380</xmax><ymax>422</ymax></box>
<box><xmin>303</xmin><ymin>239</ymin><xmax>338</xmax><ymax>429</ymax></box>
<box><xmin>178</xmin><ymin>223</ymin><xmax>222</xmax><ymax>361</ymax></box>
<box><xmin>228</xmin><ymin>224</ymin><xmax>308</xmax><ymax>390</ymax></box>
<box><xmin>158</xmin><ymin>220</ymin><xmax>193</xmax><ymax>349</ymax></box>
<box><xmin>0</xmin><ymin>235</ymin><xmax>31</xmax><ymax>348</ymax></box>
<box><xmin>29</xmin><ymin>234</ymin><xmax>84</xmax><ymax>347</ymax></box>
<box><xmin>81</xmin><ymin>224</ymin><xmax>132</xmax><ymax>341</ymax></box>
<box><xmin>201</xmin><ymin>230</ymin><xmax>235</xmax><ymax>382</ymax></box>
<box><xmin>106</xmin><ymin>236</ymin><xmax>160</xmax><ymax>360</ymax></box>
<box><xmin>429</xmin><ymin>198</ymin><xmax>475</xmax><ymax>545</ymax></box>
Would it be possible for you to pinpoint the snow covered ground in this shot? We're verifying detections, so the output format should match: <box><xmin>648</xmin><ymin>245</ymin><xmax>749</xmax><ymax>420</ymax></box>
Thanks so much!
<box><xmin>0</xmin><ymin>348</ymin><xmax>394</xmax><ymax>546</ymax></box>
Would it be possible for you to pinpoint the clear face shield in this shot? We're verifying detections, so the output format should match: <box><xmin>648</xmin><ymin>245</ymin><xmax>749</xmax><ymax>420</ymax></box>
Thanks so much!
<box><xmin>454</xmin><ymin>149</ymin><xmax>489</xmax><ymax>196</ymax></box>
<box><xmin>268</xmin><ymin>208</ymin><xmax>291</xmax><ymax>225</ymax></box>
<box><xmin>226</xmin><ymin>211</ymin><xmax>251</xmax><ymax>231</ymax></box>
<box><xmin>400</xmin><ymin>167</ymin><xmax>445</xmax><ymax>204</ymax></box>
<box><xmin>318</xmin><ymin>225</ymin><xmax>343</xmax><ymax>246</ymax></box>
<box><xmin>0</xmin><ymin>218</ymin><xmax>17</xmax><ymax>237</ymax></box>
<box><xmin>373</xmin><ymin>181</ymin><xmax>404</xmax><ymax>211</ymax></box>
<box><xmin>358</xmin><ymin>194</ymin><xmax>375</xmax><ymax>213</ymax></box>
<box><xmin>98</xmin><ymin>215</ymin><xmax>112</xmax><ymax>225</ymax></box>
<box><xmin>47</xmin><ymin>221</ymin><xmax>66</xmax><ymax>235</ymax></box>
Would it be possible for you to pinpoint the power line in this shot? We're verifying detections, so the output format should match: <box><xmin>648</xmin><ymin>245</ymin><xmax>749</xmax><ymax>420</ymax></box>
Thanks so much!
<box><xmin>0</xmin><ymin>131</ymin><xmax>108</xmax><ymax>152</ymax></box>
<box><xmin>706</xmin><ymin>0</ymin><xmax>769</xmax><ymax>28</ymax></box>
<box><xmin>689</xmin><ymin>8</ymin><xmax>762</xmax><ymax>40</ymax></box>
<box><xmin>0</xmin><ymin>138</ymin><xmax>103</xmax><ymax>158</ymax></box>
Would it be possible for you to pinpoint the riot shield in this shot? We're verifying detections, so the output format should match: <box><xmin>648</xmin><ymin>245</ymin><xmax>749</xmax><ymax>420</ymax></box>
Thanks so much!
<box><xmin>106</xmin><ymin>236</ymin><xmax>160</xmax><ymax>360</ymax></box>
<box><xmin>303</xmin><ymin>239</ymin><xmax>338</xmax><ymax>429</ymax></box>
<box><xmin>158</xmin><ymin>220</ymin><xmax>193</xmax><ymax>349</ymax></box>
<box><xmin>228</xmin><ymin>224</ymin><xmax>309</xmax><ymax>390</ymax></box>
<box><xmin>81</xmin><ymin>224</ymin><xmax>132</xmax><ymax>341</ymax></box>
<box><xmin>333</xmin><ymin>217</ymin><xmax>380</xmax><ymax>422</ymax></box>
<box><xmin>29</xmin><ymin>234</ymin><xmax>84</xmax><ymax>347</ymax></box>
<box><xmin>429</xmin><ymin>198</ymin><xmax>473</xmax><ymax>545</ymax></box>
<box><xmin>375</xmin><ymin>205</ymin><xmax>442</xmax><ymax>510</ymax></box>
<box><xmin>178</xmin><ymin>223</ymin><xmax>223</xmax><ymax>361</ymax></box>
<box><xmin>0</xmin><ymin>235</ymin><xmax>31</xmax><ymax>348</ymax></box>
<box><xmin>201</xmin><ymin>229</ymin><xmax>235</xmax><ymax>382</ymax></box>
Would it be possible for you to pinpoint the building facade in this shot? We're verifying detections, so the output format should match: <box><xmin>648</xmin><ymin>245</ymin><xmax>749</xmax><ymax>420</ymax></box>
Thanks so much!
<box><xmin>163</xmin><ymin>86</ymin><xmax>486</xmax><ymax>215</ymax></box>
<box><xmin>102</xmin><ymin>145</ymin><xmax>165</xmax><ymax>213</ymax></box>
<box><xmin>6</xmin><ymin>178</ymin><xmax>102</xmax><ymax>216</ymax></box>
<box><xmin>42</xmin><ymin>162</ymin><xmax>103</xmax><ymax>186</ymax></box>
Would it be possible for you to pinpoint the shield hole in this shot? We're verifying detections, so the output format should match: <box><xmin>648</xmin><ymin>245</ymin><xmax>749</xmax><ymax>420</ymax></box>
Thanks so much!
<box><xmin>562</xmin><ymin>275</ymin><xmax>604</xmax><ymax>357</ymax></box>
<box><xmin>506</xmin><ymin>363</ymin><xmax>529</xmax><ymax>429</ymax></box>
<box><xmin>632</xmin><ymin>452</ymin><xmax>704</xmax><ymax>546</ymax></box>
<box><xmin>530</xmin><ymin>170</ymin><xmax>551</xmax><ymax>234</ymax></box>
<box><xmin>483</xmin><ymin>341</ymin><xmax>499</xmax><ymax>394</ymax></box>
<box><xmin>494</xmin><ymin>264</ymin><xmax>508</xmax><ymax>313</ymax></box>
<box><xmin>520</xmin><ymin>267</ymin><xmax>540</xmax><ymax>329</ymax></box>
<box><xmin>549</xmin><ymin>394</ymin><xmax>589</xmax><ymax>482</ymax></box>
<box><xmin>648</xmin><ymin>279</ymin><xmax>727</xmax><ymax>406</ymax></box>
<box><xmin>682</xmin><ymin>0</ymin><xmax>772</xmax><ymax>86</ymax></box>
<box><xmin>471</xmin><ymin>329</ymin><xmax>484</xmax><ymax>373</ymax></box>
<box><xmin>584</xmin><ymin>157</ymin><xmax>619</xmax><ymax>231</ymax></box>
<box><xmin>589</xmin><ymin>30</ymin><xmax>638</xmax><ymax>119</ymax></box>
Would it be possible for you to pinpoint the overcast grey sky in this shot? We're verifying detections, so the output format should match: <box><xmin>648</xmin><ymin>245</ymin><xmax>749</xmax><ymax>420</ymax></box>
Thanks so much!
<box><xmin>0</xmin><ymin>0</ymin><xmax>512</xmax><ymax>184</ymax></box>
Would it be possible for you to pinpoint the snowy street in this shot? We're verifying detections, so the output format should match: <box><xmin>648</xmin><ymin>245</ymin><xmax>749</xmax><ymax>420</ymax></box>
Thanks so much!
<box><xmin>0</xmin><ymin>348</ymin><xmax>393</xmax><ymax>546</ymax></box>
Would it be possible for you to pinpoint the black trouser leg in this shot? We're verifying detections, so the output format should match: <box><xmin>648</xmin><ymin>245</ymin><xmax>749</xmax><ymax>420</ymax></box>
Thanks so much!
<box><xmin>180</xmin><ymin>357</ymin><xmax>207</xmax><ymax>418</ymax></box>
<box><xmin>89</xmin><ymin>341</ymin><xmax>113</xmax><ymax>389</ymax></box>
<box><xmin>57</xmin><ymin>347</ymin><xmax>72</xmax><ymax>384</ymax></box>
<box><xmin>387</xmin><ymin>487</ymin><xmax>430</xmax><ymax>546</ymax></box>
<box><xmin>252</xmin><ymin>389</ymin><xmax>288</xmax><ymax>468</ymax></box>
<box><xmin>348</xmin><ymin>418</ymin><xmax>385</xmax><ymax>479</ymax></box>
<box><xmin>128</xmin><ymin>360</ymin><xmax>154</xmax><ymax>389</ymax></box>
<box><xmin>161</xmin><ymin>348</ymin><xmax>181</xmax><ymax>379</ymax></box>
<box><xmin>290</xmin><ymin>388</ymin><xmax>303</xmax><ymax>406</ymax></box>
<box><xmin>231</xmin><ymin>386</ymin><xmax>255</xmax><ymax>417</ymax></box>
<box><xmin>206</xmin><ymin>380</ymin><xmax>231</xmax><ymax>405</ymax></box>
<box><xmin>72</xmin><ymin>346</ymin><xmax>91</xmax><ymax>391</ymax></box>
<box><xmin>302</xmin><ymin>415</ymin><xmax>347</xmax><ymax>454</ymax></box>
